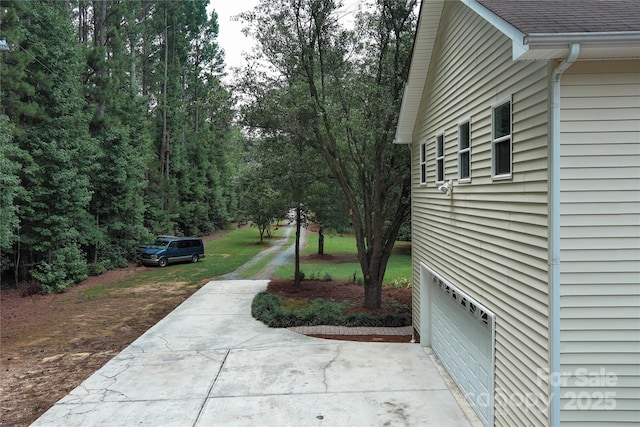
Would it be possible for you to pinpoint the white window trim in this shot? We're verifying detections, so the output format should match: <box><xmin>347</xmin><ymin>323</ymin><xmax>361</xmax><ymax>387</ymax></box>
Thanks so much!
<box><xmin>419</xmin><ymin>142</ymin><xmax>427</xmax><ymax>185</ymax></box>
<box><xmin>491</xmin><ymin>97</ymin><xmax>513</xmax><ymax>180</ymax></box>
<box><xmin>458</xmin><ymin>118</ymin><xmax>471</xmax><ymax>183</ymax></box>
<box><xmin>435</xmin><ymin>132</ymin><xmax>445</xmax><ymax>183</ymax></box>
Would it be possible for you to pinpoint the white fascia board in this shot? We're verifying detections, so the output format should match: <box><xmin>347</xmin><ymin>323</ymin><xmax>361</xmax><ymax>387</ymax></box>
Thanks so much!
<box><xmin>522</xmin><ymin>32</ymin><xmax>640</xmax><ymax>60</ymax></box>
<box><xmin>394</xmin><ymin>84</ymin><xmax>414</xmax><ymax>144</ymax></box>
<box><xmin>461</xmin><ymin>0</ymin><xmax>528</xmax><ymax>60</ymax></box>
<box><xmin>526</xmin><ymin>31</ymin><xmax>640</xmax><ymax>44</ymax></box>
<box><xmin>394</xmin><ymin>0</ymin><xmax>445</xmax><ymax>145</ymax></box>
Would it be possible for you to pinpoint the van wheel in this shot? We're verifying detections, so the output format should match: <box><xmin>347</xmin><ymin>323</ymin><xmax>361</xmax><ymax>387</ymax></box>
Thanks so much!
<box><xmin>191</xmin><ymin>254</ymin><xmax>199</xmax><ymax>263</ymax></box>
<box><xmin>158</xmin><ymin>257</ymin><xmax>168</xmax><ymax>267</ymax></box>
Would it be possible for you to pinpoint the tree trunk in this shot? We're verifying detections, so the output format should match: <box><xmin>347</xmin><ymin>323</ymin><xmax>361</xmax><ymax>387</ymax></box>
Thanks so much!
<box><xmin>317</xmin><ymin>225</ymin><xmax>324</xmax><ymax>255</ymax></box>
<box><xmin>294</xmin><ymin>205</ymin><xmax>302</xmax><ymax>285</ymax></box>
<box><xmin>161</xmin><ymin>2</ymin><xmax>170</xmax><ymax>184</ymax></box>
<box><xmin>94</xmin><ymin>0</ymin><xmax>107</xmax><ymax>118</ymax></box>
<box><xmin>364</xmin><ymin>276</ymin><xmax>383</xmax><ymax>309</ymax></box>
<box><xmin>361</xmin><ymin>245</ymin><xmax>393</xmax><ymax>309</ymax></box>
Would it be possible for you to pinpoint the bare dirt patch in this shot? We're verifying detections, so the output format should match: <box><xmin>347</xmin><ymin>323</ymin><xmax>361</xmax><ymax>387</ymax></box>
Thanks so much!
<box><xmin>0</xmin><ymin>266</ymin><xmax>204</xmax><ymax>426</ymax></box>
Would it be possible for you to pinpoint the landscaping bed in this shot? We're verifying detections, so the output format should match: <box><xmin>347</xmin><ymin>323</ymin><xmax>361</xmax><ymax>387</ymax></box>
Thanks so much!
<box><xmin>254</xmin><ymin>279</ymin><xmax>412</xmax><ymax>328</ymax></box>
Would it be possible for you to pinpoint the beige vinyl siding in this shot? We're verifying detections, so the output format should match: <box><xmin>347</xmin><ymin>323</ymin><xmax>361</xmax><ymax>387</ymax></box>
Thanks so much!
<box><xmin>559</xmin><ymin>60</ymin><xmax>640</xmax><ymax>426</ymax></box>
<box><xmin>410</xmin><ymin>3</ymin><xmax>551</xmax><ymax>426</ymax></box>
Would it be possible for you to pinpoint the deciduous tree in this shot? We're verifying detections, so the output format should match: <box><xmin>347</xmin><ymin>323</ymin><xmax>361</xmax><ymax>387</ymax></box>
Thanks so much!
<box><xmin>240</xmin><ymin>0</ymin><xmax>416</xmax><ymax>308</ymax></box>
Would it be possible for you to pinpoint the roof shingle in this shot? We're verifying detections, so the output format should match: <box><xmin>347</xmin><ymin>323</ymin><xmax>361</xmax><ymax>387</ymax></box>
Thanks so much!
<box><xmin>477</xmin><ymin>0</ymin><xmax>640</xmax><ymax>34</ymax></box>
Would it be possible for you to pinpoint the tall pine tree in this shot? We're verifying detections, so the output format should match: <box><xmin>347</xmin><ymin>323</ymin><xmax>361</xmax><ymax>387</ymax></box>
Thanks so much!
<box><xmin>2</xmin><ymin>1</ymin><xmax>95</xmax><ymax>291</ymax></box>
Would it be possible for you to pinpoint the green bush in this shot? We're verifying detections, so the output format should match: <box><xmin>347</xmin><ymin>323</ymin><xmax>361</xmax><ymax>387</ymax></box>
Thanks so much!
<box><xmin>305</xmin><ymin>271</ymin><xmax>333</xmax><ymax>281</ymax></box>
<box><xmin>251</xmin><ymin>291</ymin><xmax>281</xmax><ymax>320</ymax></box>
<box><xmin>344</xmin><ymin>312</ymin><xmax>409</xmax><ymax>327</ymax></box>
<box><xmin>251</xmin><ymin>292</ymin><xmax>411</xmax><ymax>328</ymax></box>
<box><xmin>99</xmin><ymin>243</ymin><xmax>130</xmax><ymax>270</ymax></box>
<box><xmin>88</xmin><ymin>262</ymin><xmax>107</xmax><ymax>276</ymax></box>
<box><xmin>31</xmin><ymin>246</ymin><xmax>88</xmax><ymax>293</ymax></box>
<box><xmin>251</xmin><ymin>292</ymin><xmax>300</xmax><ymax>327</ymax></box>
<box><xmin>307</xmin><ymin>299</ymin><xmax>348</xmax><ymax>324</ymax></box>
<box><xmin>389</xmin><ymin>277</ymin><xmax>412</xmax><ymax>289</ymax></box>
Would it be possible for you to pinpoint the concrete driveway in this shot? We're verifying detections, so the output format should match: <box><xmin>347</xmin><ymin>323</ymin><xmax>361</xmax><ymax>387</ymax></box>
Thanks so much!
<box><xmin>32</xmin><ymin>280</ymin><xmax>480</xmax><ymax>427</ymax></box>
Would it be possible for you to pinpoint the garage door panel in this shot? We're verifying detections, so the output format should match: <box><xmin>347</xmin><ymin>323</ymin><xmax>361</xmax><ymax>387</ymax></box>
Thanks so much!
<box><xmin>431</xmin><ymin>279</ymin><xmax>494</xmax><ymax>427</ymax></box>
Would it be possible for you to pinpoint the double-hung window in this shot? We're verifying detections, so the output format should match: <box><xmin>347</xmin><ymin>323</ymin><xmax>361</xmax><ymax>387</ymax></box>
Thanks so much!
<box><xmin>435</xmin><ymin>133</ymin><xmax>444</xmax><ymax>182</ymax></box>
<box><xmin>492</xmin><ymin>99</ymin><xmax>512</xmax><ymax>178</ymax></box>
<box><xmin>458</xmin><ymin>120</ymin><xmax>471</xmax><ymax>182</ymax></box>
<box><xmin>419</xmin><ymin>142</ymin><xmax>427</xmax><ymax>184</ymax></box>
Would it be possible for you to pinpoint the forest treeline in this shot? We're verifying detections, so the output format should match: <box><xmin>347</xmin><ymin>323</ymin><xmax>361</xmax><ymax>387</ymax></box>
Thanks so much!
<box><xmin>1</xmin><ymin>0</ymin><xmax>416</xmax><ymax>303</ymax></box>
<box><xmin>0</xmin><ymin>0</ymin><xmax>241</xmax><ymax>292</ymax></box>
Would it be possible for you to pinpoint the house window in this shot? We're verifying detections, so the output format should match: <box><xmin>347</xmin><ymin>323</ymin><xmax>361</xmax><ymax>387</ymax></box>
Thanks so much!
<box><xmin>458</xmin><ymin>120</ymin><xmax>471</xmax><ymax>182</ymax></box>
<box><xmin>419</xmin><ymin>142</ymin><xmax>427</xmax><ymax>184</ymax></box>
<box><xmin>435</xmin><ymin>133</ymin><xmax>444</xmax><ymax>182</ymax></box>
<box><xmin>492</xmin><ymin>99</ymin><xmax>512</xmax><ymax>178</ymax></box>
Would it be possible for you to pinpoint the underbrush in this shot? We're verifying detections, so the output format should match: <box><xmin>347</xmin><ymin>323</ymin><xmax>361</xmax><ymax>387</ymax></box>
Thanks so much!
<box><xmin>251</xmin><ymin>291</ymin><xmax>411</xmax><ymax>328</ymax></box>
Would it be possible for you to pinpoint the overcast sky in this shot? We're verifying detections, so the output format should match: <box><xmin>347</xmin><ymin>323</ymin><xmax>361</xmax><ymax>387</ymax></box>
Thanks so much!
<box><xmin>208</xmin><ymin>0</ymin><xmax>260</xmax><ymax>77</ymax></box>
<box><xmin>209</xmin><ymin>1</ymin><xmax>360</xmax><ymax>78</ymax></box>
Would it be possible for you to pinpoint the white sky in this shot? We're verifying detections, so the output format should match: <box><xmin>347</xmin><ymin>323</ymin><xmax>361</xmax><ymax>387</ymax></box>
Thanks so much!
<box><xmin>208</xmin><ymin>0</ymin><xmax>360</xmax><ymax>78</ymax></box>
<box><xmin>208</xmin><ymin>0</ymin><xmax>260</xmax><ymax>77</ymax></box>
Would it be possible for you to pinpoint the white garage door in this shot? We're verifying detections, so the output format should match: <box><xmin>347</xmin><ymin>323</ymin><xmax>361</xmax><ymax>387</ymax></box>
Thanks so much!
<box><xmin>431</xmin><ymin>277</ymin><xmax>494</xmax><ymax>426</ymax></box>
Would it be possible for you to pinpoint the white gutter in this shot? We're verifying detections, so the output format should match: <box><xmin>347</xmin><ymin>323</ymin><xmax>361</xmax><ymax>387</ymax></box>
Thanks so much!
<box><xmin>526</xmin><ymin>31</ymin><xmax>640</xmax><ymax>45</ymax></box>
<box><xmin>549</xmin><ymin>42</ymin><xmax>580</xmax><ymax>427</ymax></box>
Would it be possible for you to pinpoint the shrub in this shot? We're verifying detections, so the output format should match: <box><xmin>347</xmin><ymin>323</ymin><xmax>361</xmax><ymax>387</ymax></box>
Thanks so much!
<box><xmin>308</xmin><ymin>299</ymin><xmax>348</xmax><ymax>324</ymax></box>
<box><xmin>350</xmin><ymin>271</ymin><xmax>363</xmax><ymax>285</ymax></box>
<box><xmin>344</xmin><ymin>312</ymin><xmax>410</xmax><ymax>327</ymax></box>
<box><xmin>18</xmin><ymin>280</ymin><xmax>43</xmax><ymax>297</ymax></box>
<box><xmin>306</xmin><ymin>272</ymin><xmax>333</xmax><ymax>281</ymax></box>
<box><xmin>251</xmin><ymin>292</ymin><xmax>411</xmax><ymax>328</ymax></box>
<box><xmin>99</xmin><ymin>244</ymin><xmax>129</xmax><ymax>270</ymax></box>
<box><xmin>252</xmin><ymin>292</ymin><xmax>301</xmax><ymax>327</ymax></box>
<box><xmin>251</xmin><ymin>291</ymin><xmax>281</xmax><ymax>320</ymax></box>
<box><xmin>88</xmin><ymin>262</ymin><xmax>107</xmax><ymax>276</ymax></box>
<box><xmin>396</xmin><ymin>219</ymin><xmax>412</xmax><ymax>241</ymax></box>
<box><xmin>388</xmin><ymin>277</ymin><xmax>412</xmax><ymax>289</ymax></box>
<box><xmin>31</xmin><ymin>246</ymin><xmax>88</xmax><ymax>293</ymax></box>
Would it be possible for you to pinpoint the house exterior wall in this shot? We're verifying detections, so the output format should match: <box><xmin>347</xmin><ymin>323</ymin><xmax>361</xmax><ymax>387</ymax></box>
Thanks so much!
<box><xmin>559</xmin><ymin>60</ymin><xmax>640</xmax><ymax>426</ymax></box>
<box><xmin>410</xmin><ymin>2</ymin><xmax>553</xmax><ymax>426</ymax></box>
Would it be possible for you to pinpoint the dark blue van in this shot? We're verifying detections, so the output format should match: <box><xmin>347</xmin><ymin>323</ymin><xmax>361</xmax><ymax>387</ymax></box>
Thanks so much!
<box><xmin>139</xmin><ymin>236</ymin><xmax>205</xmax><ymax>267</ymax></box>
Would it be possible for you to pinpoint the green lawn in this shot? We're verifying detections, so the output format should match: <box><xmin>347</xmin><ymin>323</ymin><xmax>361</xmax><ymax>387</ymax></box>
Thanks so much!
<box><xmin>83</xmin><ymin>226</ymin><xmax>281</xmax><ymax>298</ymax></box>
<box><xmin>273</xmin><ymin>231</ymin><xmax>412</xmax><ymax>285</ymax></box>
<box><xmin>82</xmin><ymin>226</ymin><xmax>411</xmax><ymax>299</ymax></box>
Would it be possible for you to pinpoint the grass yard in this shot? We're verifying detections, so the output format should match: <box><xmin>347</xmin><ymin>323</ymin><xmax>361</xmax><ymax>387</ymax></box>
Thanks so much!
<box><xmin>273</xmin><ymin>231</ymin><xmax>412</xmax><ymax>285</ymax></box>
<box><xmin>82</xmin><ymin>226</ymin><xmax>281</xmax><ymax>298</ymax></box>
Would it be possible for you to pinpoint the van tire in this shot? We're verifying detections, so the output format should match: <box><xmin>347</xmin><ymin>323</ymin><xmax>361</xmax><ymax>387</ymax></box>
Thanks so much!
<box><xmin>191</xmin><ymin>254</ymin><xmax>199</xmax><ymax>263</ymax></box>
<box><xmin>158</xmin><ymin>257</ymin><xmax>168</xmax><ymax>267</ymax></box>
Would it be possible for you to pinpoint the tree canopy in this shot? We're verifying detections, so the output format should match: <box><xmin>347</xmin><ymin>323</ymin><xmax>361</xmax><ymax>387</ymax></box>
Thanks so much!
<box><xmin>239</xmin><ymin>0</ymin><xmax>416</xmax><ymax>308</ymax></box>
<box><xmin>0</xmin><ymin>0</ymin><xmax>415</xmax><ymax>303</ymax></box>
<box><xmin>0</xmin><ymin>0</ymin><xmax>241</xmax><ymax>291</ymax></box>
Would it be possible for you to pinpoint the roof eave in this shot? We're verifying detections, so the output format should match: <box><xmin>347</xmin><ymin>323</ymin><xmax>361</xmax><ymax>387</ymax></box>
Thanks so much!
<box><xmin>394</xmin><ymin>1</ymin><xmax>640</xmax><ymax>145</ymax></box>
<box><xmin>394</xmin><ymin>0</ymin><xmax>445</xmax><ymax>145</ymax></box>
<box><xmin>517</xmin><ymin>32</ymin><xmax>640</xmax><ymax>60</ymax></box>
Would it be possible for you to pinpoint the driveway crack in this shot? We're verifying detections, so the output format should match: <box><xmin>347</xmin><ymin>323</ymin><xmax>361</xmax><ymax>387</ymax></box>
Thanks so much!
<box><xmin>322</xmin><ymin>344</ymin><xmax>342</xmax><ymax>392</ymax></box>
<box><xmin>192</xmin><ymin>348</ymin><xmax>230</xmax><ymax>427</ymax></box>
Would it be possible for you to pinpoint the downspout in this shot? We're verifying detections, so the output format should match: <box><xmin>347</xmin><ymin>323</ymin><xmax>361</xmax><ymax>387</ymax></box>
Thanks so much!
<box><xmin>549</xmin><ymin>43</ymin><xmax>580</xmax><ymax>427</ymax></box>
